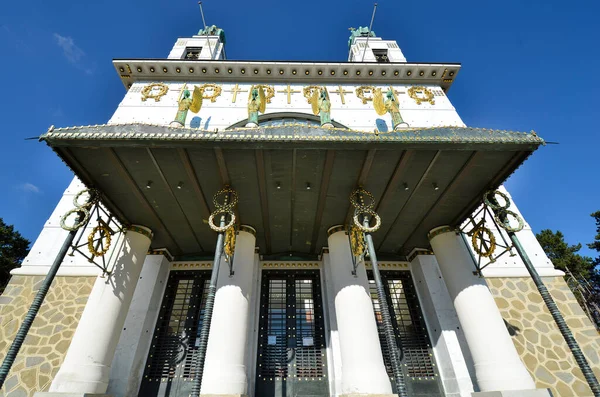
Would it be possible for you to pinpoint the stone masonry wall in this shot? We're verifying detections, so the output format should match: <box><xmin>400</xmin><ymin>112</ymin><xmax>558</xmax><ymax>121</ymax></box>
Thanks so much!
<box><xmin>0</xmin><ymin>275</ymin><xmax>95</xmax><ymax>397</ymax></box>
<box><xmin>487</xmin><ymin>276</ymin><xmax>600</xmax><ymax>397</ymax></box>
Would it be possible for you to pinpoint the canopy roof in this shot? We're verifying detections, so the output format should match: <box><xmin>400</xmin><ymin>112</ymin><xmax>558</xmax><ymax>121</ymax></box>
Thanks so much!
<box><xmin>41</xmin><ymin>123</ymin><xmax>544</xmax><ymax>259</ymax></box>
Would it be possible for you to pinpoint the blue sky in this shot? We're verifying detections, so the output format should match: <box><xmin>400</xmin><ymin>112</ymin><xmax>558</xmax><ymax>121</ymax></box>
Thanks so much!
<box><xmin>0</xmin><ymin>0</ymin><xmax>598</xmax><ymax>257</ymax></box>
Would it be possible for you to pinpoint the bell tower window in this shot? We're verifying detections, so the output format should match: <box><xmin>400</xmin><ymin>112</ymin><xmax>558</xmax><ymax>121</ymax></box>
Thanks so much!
<box><xmin>373</xmin><ymin>49</ymin><xmax>389</xmax><ymax>63</ymax></box>
<box><xmin>184</xmin><ymin>47</ymin><xmax>203</xmax><ymax>60</ymax></box>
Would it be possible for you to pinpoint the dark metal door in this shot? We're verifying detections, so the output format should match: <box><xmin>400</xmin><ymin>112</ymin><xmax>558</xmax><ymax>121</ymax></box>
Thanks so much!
<box><xmin>138</xmin><ymin>270</ymin><xmax>211</xmax><ymax>397</ymax></box>
<box><xmin>256</xmin><ymin>269</ymin><xmax>329</xmax><ymax>397</ymax></box>
<box><xmin>368</xmin><ymin>270</ymin><xmax>445</xmax><ymax>397</ymax></box>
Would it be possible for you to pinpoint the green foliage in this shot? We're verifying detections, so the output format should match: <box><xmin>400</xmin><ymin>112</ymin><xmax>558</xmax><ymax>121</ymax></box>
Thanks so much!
<box><xmin>587</xmin><ymin>211</ymin><xmax>600</xmax><ymax>267</ymax></box>
<box><xmin>0</xmin><ymin>218</ymin><xmax>30</xmax><ymax>289</ymax></box>
<box><xmin>535</xmin><ymin>229</ymin><xmax>594</xmax><ymax>278</ymax></box>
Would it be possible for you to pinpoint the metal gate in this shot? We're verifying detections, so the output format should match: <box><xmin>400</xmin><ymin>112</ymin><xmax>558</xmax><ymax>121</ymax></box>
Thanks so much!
<box><xmin>368</xmin><ymin>270</ymin><xmax>445</xmax><ymax>397</ymax></box>
<box><xmin>138</xmin><ymin>270</ymin><xmax>211</xmax><ymax>397</ymax></box>
<box><xmin>256</xmin><ymin>269</ymin><xmax>329</xmax><ymax>397</ymax></box>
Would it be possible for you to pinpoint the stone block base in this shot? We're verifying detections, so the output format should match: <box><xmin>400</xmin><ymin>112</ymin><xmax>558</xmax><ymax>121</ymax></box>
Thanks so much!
<box><xmin>33</xmin><ymin>393</ymin><xmax>111</xmax><ymax>397</ymax></box>
<box><xmin>472</xmin><ymin>389</ymin><xmax>552</xmax><ymax>397</ymax></box>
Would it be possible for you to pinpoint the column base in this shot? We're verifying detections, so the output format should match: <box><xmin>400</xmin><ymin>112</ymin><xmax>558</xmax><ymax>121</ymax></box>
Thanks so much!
<box><xmin>472</xmin><ymin>389</ymin><xmax>551</xmax><ymax>397</ymax></box>
<box><xmin>34</xmin><ymin>393</ymin><xmax>111</xmax><ymax>397</ymax></box>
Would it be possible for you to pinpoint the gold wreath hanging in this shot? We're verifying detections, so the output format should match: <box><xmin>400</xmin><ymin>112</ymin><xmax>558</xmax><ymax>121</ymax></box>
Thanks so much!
<box><xmin>471</xmin><ymin>226</ymin><xmax>496</xmax><ymax>258</ymax></box>
<box><xmin>60</xmin><ymin>189</ymin><xmax>99</xmax><ymax>231</ymax></box>
<box><xmin>208</xmin><ymin>186</ymin><xmax>238</xmax><ymax>233</ymax></box>
<box><xmin>255</xmin><ymin>84</ymin><xmax>275</xmax><ymax>103</ymax></box>
<box><xmin>224</xmin><ymin>227</ymin><xmax>236</xmax><ymax>258</ymax></box>
<box><xmin>141</xmin><ymin>83</ymin><xmax>169</xmax><ymax>102</ymax></box>
<box><xmin>88</xmin><ymin>222</ymin><xmax>112</xmax><ymax>257</ymax></box>
<box><xmin>198</xmin><ymin>83</ymin><xmax>222</xmax><ymax>102</ymax></box>
<box><xmin>350</xmin><ymin>225</ymin><xmax>366</xmax><ymax>257</ymax></box>
<box><xmin>355</xmin><ymin>86</ymin><xmax>376</xmax><ymax>104</ymax></box>
<box><xmin>349</xmin><ymin>188</ymin><xmax>382</xmax><ymax>233</ymax></box>
<box><xmin>407</xmin><ymin>86</ymin><xmax>435</xmax><ymax>105</ymax></box>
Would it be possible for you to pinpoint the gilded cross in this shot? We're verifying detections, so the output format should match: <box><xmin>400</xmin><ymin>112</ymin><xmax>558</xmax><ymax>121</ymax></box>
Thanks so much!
<box><xmin>390</xmin><ymin>86</ymin><xmax>406</xmax><ymax>96</ymax></box>
<box><xmin>277</xmin><ymin>84</ymin><xmax>300</xmax><ymax>104</ymax></box>
<box><xmin>332</xmin><ymin>85</ymin><xmax>352</xmax><ymax>104</ymax></box>
<box><xmin>227</xmin><ymin>84</ymin><xmax>247</xmax><ymax>103</ymax></box>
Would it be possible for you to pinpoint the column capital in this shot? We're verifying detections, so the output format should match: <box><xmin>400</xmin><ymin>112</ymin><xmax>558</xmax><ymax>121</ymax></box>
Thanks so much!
<box><xmin>327</xmin><ymin>224</ymin><xmax>346</xmax><ymax>237</ymax></box>
<box><xmin>407</xmin><ymin>248</ymin><xmax>434</xmax><ymax>262</ymax></box>
<box><xmin>427</xmin><ymin>225</ymin><xmax>455</xmax><ymax>241</ymax></box>
<box><xmin>126</xmin><ymin>225</ymin><xmax>153</xmax><ymax>240</ymax></box>
<box><xmin>238</xmin><ymin>224</ymin><xmax>256</xmax><ymax>237</ymax></box>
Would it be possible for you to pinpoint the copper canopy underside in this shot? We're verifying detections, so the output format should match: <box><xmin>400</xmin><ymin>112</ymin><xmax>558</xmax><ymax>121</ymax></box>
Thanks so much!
<box><xmin>41</xmin><ymin>123</ymin><xmax>543</xmax><ymax>259</ymax></box>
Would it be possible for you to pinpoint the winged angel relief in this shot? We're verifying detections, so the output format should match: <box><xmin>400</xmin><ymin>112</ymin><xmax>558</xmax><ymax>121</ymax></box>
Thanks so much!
<box><xmin>307</xmin><ymin>86</ymin><xmax>333</xmax><ymax>128</ymax></box>
<box><xmin>171</xmin><ymin>84</ymin><xmax>221</xmax><ymax>127</ymax></box>
<box><xmin>246</xmin><ymin>85</ymin><xmax>267</xmax><ymax>127</ymax></box>
<box><xmin>373</xmin><ymin>87</ymin><xmax>409</xmax><ymax>130</ymax></box>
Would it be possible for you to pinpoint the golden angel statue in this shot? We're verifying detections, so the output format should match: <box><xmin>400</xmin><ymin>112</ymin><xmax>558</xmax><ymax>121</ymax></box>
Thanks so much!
<box><xmin>171</xmin><ymin>85</ymin><xmax>203</xmax><ymax>127</ymax></box>
<box><xmin>246</xmin><ymin>85</ymin><xmax>266</xmax><ymax>127</ymax></box>
<box><xmin>374</xmin><ymin>87</ymin><xmax>409</xmax><ymax>130</ymax></box>
<box><xmin>309</xmin><ymin>87</ymin><xmax>333</xmax><ymax>128</ymax></box>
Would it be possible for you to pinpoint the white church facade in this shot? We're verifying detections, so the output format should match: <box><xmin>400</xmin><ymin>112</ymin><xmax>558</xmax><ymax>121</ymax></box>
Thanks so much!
<box><xmin>0</xmin><ymin>24</ymin><xmax>599</xmax><ymax>397</ymax></box>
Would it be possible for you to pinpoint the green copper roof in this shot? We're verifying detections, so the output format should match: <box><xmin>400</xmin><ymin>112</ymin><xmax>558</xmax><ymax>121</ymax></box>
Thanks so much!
<box><xmin>348</xmin><ymin>26</ymin><xmax>376</xmax><ymax>49</ymax></box>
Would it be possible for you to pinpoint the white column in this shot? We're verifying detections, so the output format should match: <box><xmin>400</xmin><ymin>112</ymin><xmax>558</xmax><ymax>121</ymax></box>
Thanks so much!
<box><xmin>326</xmin><ymin>226</ymin><xmax>393</xmax><ymax>396</ymax></box>
<box><xmin>200</xmin><ymin>226</ymin><xmax>257</xmax><ymax>396</ymax></box>
<box><xmin>428</xmin><ymin>226</ymin><xmax>536</xmax><ymax>392</ymax></box>
<box><xmin>48</xmin><ymin>225</ymin><xmax>152</xmax><ymax>394</ymax></box>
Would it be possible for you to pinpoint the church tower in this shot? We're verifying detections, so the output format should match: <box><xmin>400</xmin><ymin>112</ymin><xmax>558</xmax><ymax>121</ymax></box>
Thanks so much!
<box><xmin>0</xmin><ymin>17</ymin><xmax>599</xmax><ymax>397</ymax></box>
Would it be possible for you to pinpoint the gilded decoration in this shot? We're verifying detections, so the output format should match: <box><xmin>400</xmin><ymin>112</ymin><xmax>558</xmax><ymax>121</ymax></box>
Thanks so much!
<box><xmin>407</xmin><ymin>86</ymin><xmax>435</xmax><ymax>105</ymax></box>
<box><xmin>355</xmin><ymin>86</ymin><xmax>376</xmax><ymax>104</ymax></box>
<box><xmin>302</xmin><ymin>86</ymin><xmax>322</xmax><ymax>103</ymax></box>
<box><xmin>254</xmin><ymin>84</ymin><xmax>275</xmax><ymax>103</ymax></box>
<box><xmin>141</xmin><ymin>83</ymin><xmax>169</xmax><ymax>102</ymax></box>
<box><xmin>488</xmin><ymin>277</ymin><xmax>600</xmax><ymax>396</ymax></box>
<box><xmin>470</xmin><ymin>226</ymin><xmax>496</xmax><ymax>258</ymax></box>
<box><xmin>196</xmin><ymin>83</ymin><xmax>222</xmax><ymax>104</ymax></box>
<box><xmin>87</xmin><ymin>221</ymin><xmax>112</xmax><ymax>257</ymax></box>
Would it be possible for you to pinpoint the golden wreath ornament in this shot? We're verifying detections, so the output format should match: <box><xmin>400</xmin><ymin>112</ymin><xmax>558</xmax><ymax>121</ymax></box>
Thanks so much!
<box><xmin>208</xmin><ymin>187</ymin><xmax>238</xmax><ymax>233</ymax></box>
<box><xmin>407</xmin><ymin>86</ymin><xmax>435</xmax><ymax>105</ymax></box>
<box><xmin>355</xmin><ymin>86</ymin><xmax>376</xmax><ymax>104</ymax></box>
<box><xmin>60</xmin><ymin>189</ymin><xmax>99</xmax><ymax>232</ymax></box>
<box><xmin>87</xmin><ymin>221</ymin><xmax>112</xmax><ymax>257</ymax></box>
<box><xmin>302</xmin><ymin>85</ymin><xmax>323</xmax><ymax>103</ymax></box>
<box><xmin>197</xmin><ymin>83</ymin><xmax>222</xmax><ymax>102</ymax></box>
<box><xmin>484</xmin><ymin>190</ymin><xmax>524</xmax><ymax>233</ymax></box>
<box><xmin>141</xmin><ymin>83</ymin><xmax>169</xmax><ymax>102</ymax></box>
<box><xmin>255</xmin><ymin>84</ymin><xmax>275</xmax><ymax>103</ymax></box>
<box><xmin>470</xmin><ymin>226</ymin><xmax>496</xmax><ymax>258</ymax></box>
<box><xmin>350</xmin><ymin>188</ymin><xmax>382</xmax><ymax>233</ymax></box>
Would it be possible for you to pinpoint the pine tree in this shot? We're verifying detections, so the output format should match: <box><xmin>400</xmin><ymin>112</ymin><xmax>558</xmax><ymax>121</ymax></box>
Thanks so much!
<box><xmin>0</xmin><ymin>218</ymin><xmax>30</xmax><ymax>291</ymax></box>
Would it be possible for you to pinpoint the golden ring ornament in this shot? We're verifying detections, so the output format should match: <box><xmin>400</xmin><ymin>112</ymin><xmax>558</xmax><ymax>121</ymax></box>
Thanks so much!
<box><xmin>355</xmin><ymin>86</ymin><xmax>376</xmax><ymax>104</ymax></box>
<box><xmin>88</xmin><ymin>223</ymin><xmax>112</xmax><ymax>257</ymax></box>
<box><xmin>60</xmin><ymin>188</ymin><xmax>98</xmax><ymax>231</ymax></box>
<box><xmin>483</xmin><ymin>190</ymin><xmax>511</xmax><ymax>210</ymax></box>
<box><xmin>407</xmin><ymin>86</ymin><xmax>435</xmax><ymax>105</ymax></box>
<box><xmin>197</xmin><ymin>83</ymin><xmax>222</xmax><ymax>102</ymax></box>
<box><xmin>141</xmin><ymin>83</ymin><xmax>169</xmax><ymax>102</ymax></box>
<box><xmin>494</xmin><ymin>209</ymin><xmax>524</xmax><ymax>233</ymax></box>
<box><xmin>349</xmin><ymin>188</ymin><xmax>375</xmax><ymax>211</ymax></box>
<box><xmin>213</xmin><ymin>187</ymin><xmax>239</xmax><ymax>211</ymax></box>
<box><xmin>471</xmin><ymin>226</ymin><xmax>496</xmax><ymax>258</ymax></box>
<box><xmin>353</xmin><ymin>208</ymin><xmax>382</xmax><ymax>233</ymax></box>
<box><xmin>208</xmin><ymin>209</ymin><xmax>236</xmax><ymax>233</ymax></box>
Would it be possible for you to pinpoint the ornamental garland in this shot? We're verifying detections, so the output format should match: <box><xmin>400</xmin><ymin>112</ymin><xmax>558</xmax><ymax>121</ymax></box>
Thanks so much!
<box><xmin>407</xmin><ymin>86</ymin><xmax>435</xmax><ymax>105</ymax></box>
<box><xmin>88</xmin><ymin>223</ymin><xmax>112</xmax><ymax>257</ymax></box>
<box><xmin>141</xmin><ymin>83</ymin><xmax>169</xmax><ymax>102</ymax></box>
<box><xmin>470</xmin><ymin>226</ymin><xmax>496</xmax><ymax>258</ymax></box>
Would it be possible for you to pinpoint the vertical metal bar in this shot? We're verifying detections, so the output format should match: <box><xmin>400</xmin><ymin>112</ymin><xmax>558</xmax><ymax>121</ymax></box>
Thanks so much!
<box><xmin>361</xmin><ymin>3</ymin><xmax>378</xmax><ymax>62</ymax></box>
<box><xmin>363</xmin><ymin>218</ymin><xmax>408</xmax><ymax>397</ymax></box>
<box><xmin>0</xmin><ymin>214</ymin><xmax>82</xmax><ymax>386</ymax></box>
<box><xmin>190</xmin><ymin>214</ymin><xmax>226</xmax><ymax>397</ymax></box>
<box><xmin>507</xmin><ymin>231</ymin><xmax>600</xmax><ymax>396</ymax></box>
